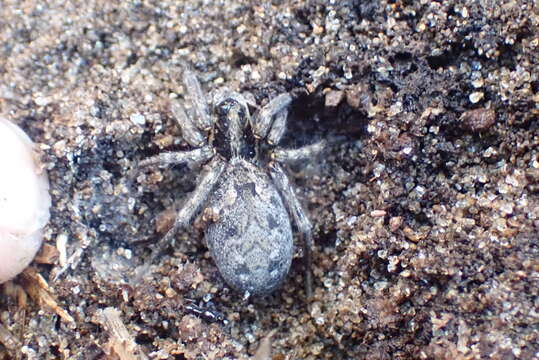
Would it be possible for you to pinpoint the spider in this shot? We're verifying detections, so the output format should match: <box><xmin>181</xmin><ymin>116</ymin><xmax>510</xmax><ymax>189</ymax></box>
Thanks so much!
<box><xmin>136</xmin><ymin>68</ymin><xmax>323</xmax><ymax>298</ymax></box>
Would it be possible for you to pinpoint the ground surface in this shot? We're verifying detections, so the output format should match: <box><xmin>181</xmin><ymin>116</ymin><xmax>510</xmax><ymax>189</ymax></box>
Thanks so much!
<box><xmin>0</xmin><ymin>1</ymin><xmax>538</xmax><ymax>359</ymax></box>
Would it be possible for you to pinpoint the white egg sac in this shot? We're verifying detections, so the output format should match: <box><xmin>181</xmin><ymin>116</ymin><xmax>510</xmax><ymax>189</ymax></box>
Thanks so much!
<box><xmin>0</xmin><ymin>118</ymin><xmax>51</xmax><ymax>283</ymax></box>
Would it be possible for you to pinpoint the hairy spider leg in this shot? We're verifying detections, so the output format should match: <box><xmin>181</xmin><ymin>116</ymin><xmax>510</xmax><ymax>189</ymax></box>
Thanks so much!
<box><xmin>271</xmin><ymin>139</ymin><xmax>326</xmax><ymax>164</ymax></box>
<box><xmin>144</xmin><ymin>157</ymin><xmax>226</xmax><ymax>267</ymax></box>
<box><xmin>269</xmin><ymin>162</ymin><xmax>313</xmax><ymax>299</ymax></box>
<box><xmin>170</xmin><ymin>99</ymin><xmax>208</xmax><ymax>147</ymax></box>
<box><xmin>266</xmin><ymin>107</ymin><xmax>288</xmax><ymax>145</ymax></box>
<box><xmin>137</xmin><ymin>145</ymin><xmax>214</xmax><ymax>169</ymax></box>
<box><xmin>251</xmin><ymin>93</ymin><xmax>292</xmax><ymax>140</ymax></box>
<box><xmin>181</xmin><ymin>67</ymin><xmax>214</xmax><ymax>131</ymax></box>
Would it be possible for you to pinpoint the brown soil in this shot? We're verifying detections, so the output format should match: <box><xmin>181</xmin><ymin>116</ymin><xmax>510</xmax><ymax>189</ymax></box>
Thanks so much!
<box><xmin>1</xmin><ymin>1</ymin><xmax>538</xmax><ymax>359</ymax></box>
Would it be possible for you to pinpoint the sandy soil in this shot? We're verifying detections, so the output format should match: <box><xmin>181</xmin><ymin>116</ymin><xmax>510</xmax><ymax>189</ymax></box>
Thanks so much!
<box><xmin>0</xmin><ymin>1</ymin><xmax>538</xmax><ymax>359</ymax></box>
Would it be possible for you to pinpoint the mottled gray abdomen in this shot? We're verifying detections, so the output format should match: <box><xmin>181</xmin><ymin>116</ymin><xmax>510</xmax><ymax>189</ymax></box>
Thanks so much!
<box><xmin>205</xmin><ymin>158</ymin><xmax>293</xmax><ymax>295</ymax></box>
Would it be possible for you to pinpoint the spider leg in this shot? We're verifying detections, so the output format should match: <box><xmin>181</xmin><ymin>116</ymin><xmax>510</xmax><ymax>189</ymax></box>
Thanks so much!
<box><xmin>169</xmin><ymin>67</ymin><xmax>215</xmax><ymax>147</ymax></box>
<box><xmin>268</xmin><ymin>162</ymin><xmax>313</xmax><ymax>299</ymax></box>
<box><xmin>251</xmin><ymin>93</ymin><xmax>292</xmax><ymax>140</ymax></box>
<box><xmin>144</xmin><ymin>157</ymin><xmax>226</xmax><ymax>266</ymax></box>
<box><xmin>171</xmin><ymin>99</ymin><xmax>208</xmax><ymax>147</ymax></box>
<box><xmin>129</xmin><ymin>146</ymin><xmax>214</xmax><ymax>185</ymax></box>
<box><xmin>271</xmin><ymin>139</ymin><xmax>326</xmax><ymax>165</ymax></box>
<box><xmin>266</xmin><ymin>107</ymin><xmax>288</xmax><ymax>145</ymax></box>
<box><xmin>181</xmin><ymin>68</ymin><xmax>214</xmax><ymax>131</ymax></box>
<box><xmin>137</xmin><ymin>145</ymin><xmax>214</xmax><ymax>169</ymax></box>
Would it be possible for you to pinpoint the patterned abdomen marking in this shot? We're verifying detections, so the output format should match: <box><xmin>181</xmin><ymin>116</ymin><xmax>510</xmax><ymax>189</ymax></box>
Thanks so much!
<box><xmin>205</xmin><ymin>158</ymin><xmax>293</xmax><ymax>295</ymax></box>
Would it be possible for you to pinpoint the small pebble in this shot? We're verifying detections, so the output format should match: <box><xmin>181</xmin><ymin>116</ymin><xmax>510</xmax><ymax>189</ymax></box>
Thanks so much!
<box><xmin>325</xmin><ymin>90</ymin><xmax>344</xmax><ymax>107</ymax></box>
<box><xmin>469</xmin><ymin>91</ymin><xmax>484</xmax><ymax>103</ymax></box>
<box><xmin>130</xmin><ymin>113</ymin><xmax>146</xmax><ymax>126</ymax></box>
<box><xmin>460</xmin><ymin>108</ymin><xmax>496</xmax><ymax>132</ymax></box>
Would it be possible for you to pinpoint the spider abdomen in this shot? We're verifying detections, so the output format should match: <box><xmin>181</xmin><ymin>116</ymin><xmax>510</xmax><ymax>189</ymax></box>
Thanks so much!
<box><xmin>205</xmin><ymin>158</ymin><xmax>293</xmax><ymax>295</ymax></box>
